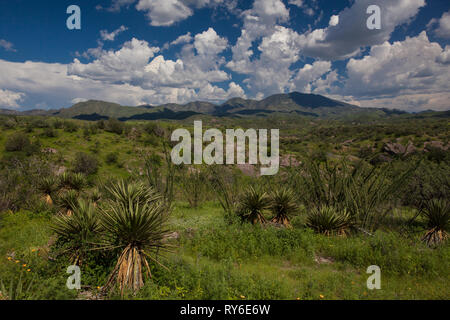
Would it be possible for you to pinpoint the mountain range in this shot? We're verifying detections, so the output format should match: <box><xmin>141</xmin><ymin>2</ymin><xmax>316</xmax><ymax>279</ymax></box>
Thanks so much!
<box><xmin>1</xmin><ymin>92</ymin><xmax>447</xmax><ymax>121</ymax></box>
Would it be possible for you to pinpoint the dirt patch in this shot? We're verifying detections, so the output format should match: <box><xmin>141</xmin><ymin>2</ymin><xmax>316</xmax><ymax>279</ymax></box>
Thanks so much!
<box><xmin>314</xmin><ymin>255</ymin><xmax>334</xmax><ymax>265</ymax></box>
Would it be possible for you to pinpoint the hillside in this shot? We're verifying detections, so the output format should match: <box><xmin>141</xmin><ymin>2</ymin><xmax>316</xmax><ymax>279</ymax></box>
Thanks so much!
<box><xmin>0</xmin><ymin>92</ymin><xmax>417</xmax><ymax>121</ymax></box>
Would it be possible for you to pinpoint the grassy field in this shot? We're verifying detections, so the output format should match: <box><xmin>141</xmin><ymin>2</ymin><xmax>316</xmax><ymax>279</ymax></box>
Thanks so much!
<box><xmin>0</xmin><ymin>114</ymin><xmax>448</xmax><ymax>300</ymax></box>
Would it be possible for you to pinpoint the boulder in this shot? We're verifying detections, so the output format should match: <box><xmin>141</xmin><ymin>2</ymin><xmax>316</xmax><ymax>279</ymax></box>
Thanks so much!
<box><xmin>383</xmin><ymin>142</ymin><xmax>406</xmax><ymax>156</ymax></box>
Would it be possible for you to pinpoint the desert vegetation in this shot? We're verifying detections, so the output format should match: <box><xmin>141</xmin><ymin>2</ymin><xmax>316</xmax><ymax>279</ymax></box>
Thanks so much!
<box><xmin>0</xmin><ymin>114</ymin><xmax>448</xmax><ymax>300</ymax></box>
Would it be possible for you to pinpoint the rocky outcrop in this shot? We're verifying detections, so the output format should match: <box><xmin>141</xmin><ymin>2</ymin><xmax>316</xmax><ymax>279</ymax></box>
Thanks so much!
<box><xmin>424</xmin><ymin>141</ymin><xmax>449</xmax><ymax>152</ymax></box>
<box><xmin>383</xmin><ymin>141</ymin><xmax>416</xmax><ymax>157</ymax></box>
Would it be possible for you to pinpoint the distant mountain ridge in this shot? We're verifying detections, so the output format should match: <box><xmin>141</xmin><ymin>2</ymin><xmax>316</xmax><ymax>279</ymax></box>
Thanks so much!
<box><xmin>3</xmin><ymin>91</ymin><xmax>444</xmax><ymax>121</ymax></box>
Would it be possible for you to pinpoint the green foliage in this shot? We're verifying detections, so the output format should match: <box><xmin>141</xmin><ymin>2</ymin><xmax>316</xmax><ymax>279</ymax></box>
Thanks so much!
<box><xmin>104</xmin><ymin>118</ymin><xmax>124</xmax><ymax>135</ymax></box>
<box><xmin>105</xmin><ymin>152</ymin><xmax>118</xmax><ymax>164</ymax></box>
<box><xmin>4</xmin><ymin>132</ymin><xmax>30</xmax><ymax>152</ymax></box>
<box><xmin>0</xmin><ymin>114</ymin><xmax>449</xmax><ymax>300</ymax></box>
<box><xmin>209</xmin><ymin>166</ymin><xmax>241</xmax><ymax>224</ymax></box>
<box><xmin>99</xmin><ymin>180</ymin><xmax>171</xmax><ymax>294</ymax></box>
<box><xmin>297</xmin><ymin>160</ymin><xmax>416</xmax><ymax>231</ymax></box>
<box><xmin>400</xmin><ymin>160</ymin><xmax>450</xmax><ymax>206</ymax></box>
<box><xmin>54</xmin><ymin>190</ymin><xmax>79</xmax><ymax>214</ymax></box>
<box><xmin>144</xmin><ymin>144</ymin><xmax>176</xmax><ymax>211</ymax></box>
<box><xmin>73</xmin><ymin>152</ymin><xmax>99</xmax><ymax>175</ymax></box>
<box><xmin>421</xmin><ymin>199</ymin><xmax>450</xmax><ymax>246</ymax></box>
<box><xmin>89</xmin><ymin>187</ymin><xmax>102</xmax><ymax>204</ymax></box>
<box><xmin>180</xmin><ymin>167</ymin><xmax>208</xmax><ymax>208</ymax></box>
<box><xmin>306</xmin><ymin>206</ymin><xmax>354</xmax><ymax>236</ymax></box>
<box><xmin>37</xmin><ymin>177</ymin><xmax>58</xmax><ymax>202</ymax></box>
<box><xmin>43</xmin><ymin>127</ymin><xmax>58</xmax><ymax>138</ymax></box>
<box><xmin>0</xmin><ymin>273</ymin><xmax>37</xmax><ymax>300</ymax></box>
<box><xmin>425</xmin><ymin>146</ymin><xmax>449</xmax><ymax>164</ymax></box>
<box><xmin>51</xmin><ymin>199</ymin><xmax>101</xmax><ymax>265</ymax></box>
<box><xmin>59</xmin><ymin>172</ymin><xmax>87</xmax><ymax>191</ymax></box>
<box><xmin>63</xmin><ymin>121</ymin><xmax>78</xmax><ymax>133</ymax></box>
<box><xmin>269</xmin><ymin>187</ymin><xmax>298</xmax><ymax>226</ymax></box>
<box><xmin>237</xmin><ymin>186</ymin><xmax>270</xmax><ymax>225</ymax></box>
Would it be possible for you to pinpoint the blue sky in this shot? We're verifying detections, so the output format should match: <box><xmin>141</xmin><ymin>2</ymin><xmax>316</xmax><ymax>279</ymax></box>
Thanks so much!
<box><xmin>0</xmin><ymin>0</ymin><xmax>449</xmax><ymax>111</ymax></box>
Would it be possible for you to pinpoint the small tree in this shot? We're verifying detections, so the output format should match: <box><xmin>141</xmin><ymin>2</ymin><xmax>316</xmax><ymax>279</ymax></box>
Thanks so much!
<box><xmin>73</xmin><ymin>152</ymin><xmax>99</xmax><ymax>175</ymax></box>
<box><xmin>4</xmin><ymin>133</ymin><xmax>30</xmax><ymax>152</ymax></box>
<box><xmin>105</xmin><ymin>118</ymin><xmax>124</xmax><ymax>135</ymax></box>
<box><xmin>180</xmin><ymin>167</ymin><xmax>207</xmax><ymax>208</ymax></box>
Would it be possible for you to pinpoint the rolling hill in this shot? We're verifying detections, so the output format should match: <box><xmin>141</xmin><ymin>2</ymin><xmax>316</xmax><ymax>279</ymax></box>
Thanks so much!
<box><xmin>0</xmin><ymin>92</ymin><xmax>419</xmax><ymax>121</ymax></box>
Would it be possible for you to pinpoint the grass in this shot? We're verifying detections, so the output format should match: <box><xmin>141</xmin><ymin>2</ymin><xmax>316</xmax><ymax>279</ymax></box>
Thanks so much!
<box><xmin>0</xmin><ymin>115</ymin><xmax>449</xmax><ymax>300</ymax></box>
<box><xmin>1</xmin><ymin>205</ymin><xmax>448</xmax><ymax>300</ymax></box>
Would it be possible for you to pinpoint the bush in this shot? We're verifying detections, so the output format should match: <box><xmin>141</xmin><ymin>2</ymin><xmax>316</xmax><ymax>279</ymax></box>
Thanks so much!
<box><xmin>43</xmin><ymin>127</ymin><xmax>58</xmax><ymax>138</ymax></box>
<box><xmin>104</xmin><ymin>119</ymin><xmax>124</xmax><ymax>135</ymax></box>
<box><xmin>4</xmin><ymin>133</ymin><xmax>30</xmax><ymax>152</ymax></box>
<box><xmin>73</xmin><ymin>152</ymin><xmax>99</xmax><ymax>175</ymax></box>
<box><xmin>63</xmin><ymin>121</ymin><xmax>78</xmax><ymax>133</ymax></box>
<box><xmin>52</xmin><ymin>119</ymin><xmax>64</xmax><ymax>129</ymax></box>
<box><xmin>105</xmin><ymin>152</ymin><xmax>118</xmax><ymax>165</ymax></box>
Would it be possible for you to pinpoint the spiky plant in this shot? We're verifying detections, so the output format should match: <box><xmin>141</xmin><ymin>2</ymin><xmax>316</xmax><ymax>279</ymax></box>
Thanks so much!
<box><xmin>89</xmin><ymin>187</ymin><xmax>102</xmax><ymax>206</ymax></box>
<box><xmin>306</xmin><ymin>206</ymin><xmax>354</xmax><ymax>236</ymax></box>
<box><xmin>103</xmin><ymin>179</ymin><xmax>160</xmax><ymax>205</ymax></box>
<box><xmin>238</xmin><ymin>186</ymin><xmax>270</xmax><ymax>225</ymax></box>
<box><xmin>421</xmin><ymin>199</ymin><xmax>450</xmax><ymax>246</ymax></box>
<box><xmin>37</xmin><ymin>177</ymin><xmax>57</xmax><ymax>205</ymax></box>
<box><xmin>55</xmin><ymin>190</ymin><xmax>78</xmax><ymax>216</ymax></box>
<box><xmin>50</xmin><ymin>199</ymin><xmax>100</xmax><ymax>265</ymax></box>
<box><xmin>299</xmin><ymin>160</ymin><xmax>417</xmax><ymax>232</ymax></box>
<box><xmin>59</xmin><ymin>172</ymin><xmax>86</xmax><ymax>191</ymax></box>
<box><xmin>99</xmin><ymin>180</ymin><xmax>171</xmax><ymax>296</ymax></box>
<box><xmin>269</xmin><ymin>188</ymin><xmax>298</xmax><ymax>227</ymax></box>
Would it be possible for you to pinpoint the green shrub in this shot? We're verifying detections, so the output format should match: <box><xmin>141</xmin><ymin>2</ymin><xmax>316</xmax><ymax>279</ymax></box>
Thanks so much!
<box><xmin>43</xmin><ymin>127</ymin><xmax>58</xmax><ymax>138</ymax></box>
<box><xmin>105</xmin><ymin>152</ymin><xmax>118</xmax><ymax>164</ymax></box>
<box><xmin>104</xmin><ymin>119</ymin><xmax>124</xmax><ymax>135</ymax></box>
<box><xmin>4</xmin><ymin>132</ymin><xmax>30</xmax><ymax>152</ymax></box>
<box><xmin>63</xmin><ymin>121</ymin><xmax>78</xmax><ymax>133</ymax></box>
<box><xmin>73</xmin><ymin>152</ymin><xmax>99</xmax><ymax>175</ymax></box>
<box><xmin>306</xmin><ymin>206</ymin><xmax>354</xmax><ymax>236</ymax></box>
<box><xmin>420</xmin><ymin>199</ymin><xmax>449</xmax><ymax>246</ymax></box>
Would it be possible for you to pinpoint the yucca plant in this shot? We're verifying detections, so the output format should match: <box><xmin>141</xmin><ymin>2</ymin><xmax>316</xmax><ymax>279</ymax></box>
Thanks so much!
<box><xmin>299</xmin><ymin>160</ymin><xmax>417</xmax><ymax>232</ymax></box>
<box><xmin>55</xmin><ymin>190</ymin><xmax>79</xmax><ymax>216</ymax></box>
<box><xmin>103</xmin><ymin>179</ymin><xmax>160</xmax><ymax>205</ymax></box>
<box><xmin>238</xmin><ymin>186</ymin><xmax>270</xmax><ymax>225</ymax></box>
<box><xmin>269</xmin><ymin>187</ymin><xmax>298</xmax><ymax>227</ymax></box>
<box><xmin>421</xmin><ymin>199</ymin><xmax>450</xmax><ymax>246</ymax></box>
<box><xmin>306</xmin><ymin>206</ymin><xmax>354</xmax><ymax>236</ymax></box>
<box><xmin>59</xmin><ymin>172</ymin><xmax>87</xmax><ymax>191</ymax></box>
<box><xmin>89</xmin><ymin>187</ymin><xmax>102</xmax><ymax>206</ymax></box>
<box><xmin>99</xmin><ymin>180</ymin><xmax>171</xmax><ymax>296</ymax></box>
<box><xmin>37</xmin><ymin>176</ymin><xmax>57</xmax><ymax>205</ymax></box>
<box><xmin>50</xmin><ymin>199</ymin><xmax>100</xmax><ymax>265</ymax></box>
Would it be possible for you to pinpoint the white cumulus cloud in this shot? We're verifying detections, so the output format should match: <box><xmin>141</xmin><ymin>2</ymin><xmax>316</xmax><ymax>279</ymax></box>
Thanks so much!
<box><xmin>297</xmin><ymin>0</ymin><xmax>426</xmax><ymax>60</ymax></box>
<box><xmin>0</xmin><ymin>89</ymin><xmax>25</xmax><ymax>109</ymax></box>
